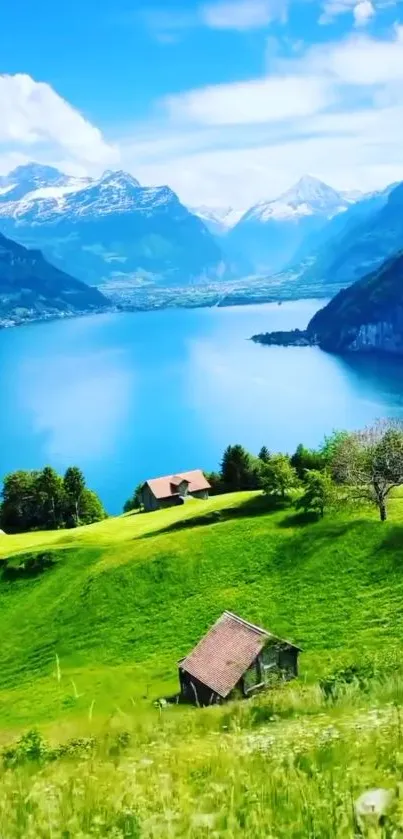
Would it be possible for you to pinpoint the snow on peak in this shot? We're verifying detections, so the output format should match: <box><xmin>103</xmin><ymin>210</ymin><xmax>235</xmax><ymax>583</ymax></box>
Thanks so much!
<box><xmin>245</xmin><ymin>175</ymin><xmax>348</xmax><ymax>223</ymax></box>
<box><xmin>98</xmin><ymin>170</ymin><xmax>141</xmax><ymax>189</ymax></box>
<box><xmin>190</xmin><ymin>205</ymin><xmax>246</xmax><ymax>233</ymax></box>
<box><xmin>5</xmin><ymin>163</ymin><xmax>68</xmax><ymax>187</ymax></box>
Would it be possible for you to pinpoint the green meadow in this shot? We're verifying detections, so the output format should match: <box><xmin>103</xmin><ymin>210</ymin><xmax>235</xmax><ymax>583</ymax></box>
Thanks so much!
<box><xmin>1</xmin><ymin>491</ymin><xmax>403</xmax><ymax>836</ymax></box>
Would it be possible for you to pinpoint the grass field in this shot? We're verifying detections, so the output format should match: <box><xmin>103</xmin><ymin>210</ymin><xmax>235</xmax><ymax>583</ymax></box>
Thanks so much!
<box><xmin>1</xmin><ymin>491</ymin><xmax>403</xmax><ymax>836</ymax></box>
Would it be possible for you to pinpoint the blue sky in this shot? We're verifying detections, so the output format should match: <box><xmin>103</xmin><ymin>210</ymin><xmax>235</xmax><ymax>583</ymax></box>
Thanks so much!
<box><xmin>1</xmin><ymin>0</ymin><xmax>403</xmax><ymax>205</ymax></box>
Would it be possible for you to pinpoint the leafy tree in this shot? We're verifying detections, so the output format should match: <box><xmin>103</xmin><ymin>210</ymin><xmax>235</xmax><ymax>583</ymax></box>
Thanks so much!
<box><xmin>0</xmin><ymin>470</ymin><xmax>39</xmax><ymax>533</ymax></box>
<box><xmin>291</xmin><ymin>444</ymin><xmax>325</xmax><ymax>479</ymax></box>
<box><xmin>221</xmin><ymin>444</ymin><xmax>258</xmax><ymax>492</ymax></box>
<box><xmin>330</xmin><ymin>420</ymin><xmax>403</xmax><ymax>521</ymax></box>
<box><xmin>296</xmin><ymin>470</ymin><xmax>336</xmax><ymax>518</ymax></box>
<box><xmin>36</xmin><ymin>467</ymin><xmax>64</xmax><ymax>529</ymax></box>
<box><xmin>262</xmin><ymin>454</ymin><xmax>298</xmax><ymax>500</ymax></box>
<box><xmin>63</xmin><ymin>467</ymin><xmax>86</xmax><ymax>526</ymax></box>
<box><xmin>321</xmin><ymin>430</ymin><xmax>350</xmax><ymax>465</ymax></box>
<box><xmin>258</xmin><ymin>446</ymin><xmax>270</xmax><ymax>464</ymax></box>
<box><xmin>123</xmin><ymin>483</ymin><xmax>144</xmax><ymax>513</ymax></box>
<box><xmin>78</xmin><ymin>489</ymin><xmax>107</xmax><ymax>524</ymax></box>
<box><xmin>0</xmin><ymin>465</ymin><xmax>106</xmax><ymax>533</ymax></box>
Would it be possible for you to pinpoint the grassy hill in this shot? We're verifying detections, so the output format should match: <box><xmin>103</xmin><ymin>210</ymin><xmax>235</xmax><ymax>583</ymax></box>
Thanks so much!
<box><xmin>1</xmin><ymin>491</ymin><xmax>403</xmax><ymax>731</ymax></box>
<box><xmin>2</xmin><ymin>492</ymin><xmax>403</xmax><ymax>836</ymax></box>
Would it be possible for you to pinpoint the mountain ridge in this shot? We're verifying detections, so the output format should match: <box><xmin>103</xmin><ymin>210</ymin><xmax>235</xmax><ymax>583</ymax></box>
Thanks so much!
<box><xmin>0</xmin><ymin>230</ymin><xmax>108</xmax><ymax>326</ymax></box>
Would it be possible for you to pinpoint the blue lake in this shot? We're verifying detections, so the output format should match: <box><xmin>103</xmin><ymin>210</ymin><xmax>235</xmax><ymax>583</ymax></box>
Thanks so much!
<box><xmin>1</xmin><ymin>300</ymin><xmax>403</xmax><ymax>513</ymax></box>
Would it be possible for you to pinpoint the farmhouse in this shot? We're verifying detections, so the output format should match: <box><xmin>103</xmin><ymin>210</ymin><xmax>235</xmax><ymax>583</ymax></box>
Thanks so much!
<box><xmin>140</xmin><ymin>470</ymin><xmax>210</xmax><ymax>512</ymax></box>
<box><xmin>178</xmin><ymin>611</ymin><xmax>301</xmax><ymax>706</ymax></box>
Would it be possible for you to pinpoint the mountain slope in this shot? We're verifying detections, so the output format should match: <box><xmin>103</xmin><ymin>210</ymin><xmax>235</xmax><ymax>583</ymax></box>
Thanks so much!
<box><xmin>226</xmin><ymin>175</ymin><xmax>351</xmax><ymax>275</ymax></box>
<box><xmin>1</xmin><ymin>490</ymin><xmax>403</xmax><ymax>728</ymax></box>
<box><xmin>289</xmin><ymin>182</ymin><xmax>402</xmax><ymax>292</ymax></box>
<box><xmin>0</xmin><ymin>231</ymin><xmax>108</xmax><ymax>325</ymax></box>
<box><xmin>307</xmin><ymin>250</ymin><xmax>403</xmax><ymax>352</ymax></box>
<box><xmin>0</xmin><ymin>165</ymin><xmax>229</xmax><ymax>287</ymax></box>
<box><xmin>253</xmin><ymin>250</ymin><xmax>403</xmax><ymax>354</ymax></box>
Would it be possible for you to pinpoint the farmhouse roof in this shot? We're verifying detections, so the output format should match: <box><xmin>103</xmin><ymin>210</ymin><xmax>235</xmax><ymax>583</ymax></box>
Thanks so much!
<box><xmin>145</xmin><ymin>469</ymin><xmax>210</xmax><ymax>501</ymax></box>
<box><xmin>179</xmin><ymin>611</ymin><xmax>300</xmax><ymax>699</ymax></box>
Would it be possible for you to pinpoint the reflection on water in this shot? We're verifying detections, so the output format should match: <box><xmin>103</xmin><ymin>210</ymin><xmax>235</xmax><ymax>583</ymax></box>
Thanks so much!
<box><xmin>0</xmin><ymin>302</ymin><xmax>402</xmax><ymax>513</ymax></box>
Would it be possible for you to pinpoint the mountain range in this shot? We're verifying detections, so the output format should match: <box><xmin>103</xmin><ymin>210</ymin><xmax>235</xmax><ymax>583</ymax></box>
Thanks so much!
<box><xmin>1</xmin><ymin>162</ymin><xmax>403</xmax><ymax>331</ymax></box>
<box><xmin>0</xmin><ymin>164</ymin><xmax>385</xmax><ymax>293</ymax></box>
<box><xmin>0</xmin><ymin>230</ymin><xmax>107</xmax><ymax>326</ymax></box>
<box><xmin>0</xmin><ymin>164</ymin><xmax>228</xmax><ymax>288</ymax></box>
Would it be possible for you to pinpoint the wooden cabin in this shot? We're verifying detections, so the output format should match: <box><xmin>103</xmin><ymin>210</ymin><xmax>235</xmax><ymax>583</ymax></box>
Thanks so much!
<box><xmin>178</xmin><ymin>611</ymin><xmax>301</xmax><ymax>706</ymax></box>
<box><xmin>140</xmin><ymin>470</ymin><xmax>210</xmax><ymax>512</ymax></box>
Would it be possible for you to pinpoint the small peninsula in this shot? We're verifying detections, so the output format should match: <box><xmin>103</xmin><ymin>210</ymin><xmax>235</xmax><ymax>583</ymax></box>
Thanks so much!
<box><xmin>252</xmin><ymin>251</ymin><xmax>403</xmax><ymax>355</ymax></box>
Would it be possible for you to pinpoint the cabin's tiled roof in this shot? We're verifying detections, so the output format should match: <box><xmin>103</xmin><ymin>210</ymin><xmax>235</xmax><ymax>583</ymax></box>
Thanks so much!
<box><xmin>180</xmin><ymin>612</ymin><xmax>273</xmax><ymax>699</ymax></box>
<box><xmin>145</xmin><ymin>470</ymin><xmax>210</xmax><ymax>500</ymax></box>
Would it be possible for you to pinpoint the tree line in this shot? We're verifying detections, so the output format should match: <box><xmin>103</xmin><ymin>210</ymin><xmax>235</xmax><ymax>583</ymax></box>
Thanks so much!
<box><xmin>202</xmin><ymin>420</ymin><xmax>403</xmax><ymax>522</ymax></box>
<box><xmin>0</xmin><ymin>466</ymin><xmax>106</xmax><ymax>533</ymax></box>
<box><xmin>124</xmin><ymin>420</ymin><xmax>403</xmax><ymax>522</ymax></box>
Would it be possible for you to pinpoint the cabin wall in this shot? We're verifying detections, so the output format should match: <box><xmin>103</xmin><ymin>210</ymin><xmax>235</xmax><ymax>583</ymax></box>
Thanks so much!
<box><xmin>179</xmin><ymin>669</ymin><xmax>221</xmax><ymax>706</ymax></box>
<box><xmin>191</xmin><ymin>489</ymin><xmax>209</xmax><ymax>500</ymax></box>
<box><xmin>141</xmin><ymin>484</ymin><xmax>159</xmax><ymax>512</ymax></box>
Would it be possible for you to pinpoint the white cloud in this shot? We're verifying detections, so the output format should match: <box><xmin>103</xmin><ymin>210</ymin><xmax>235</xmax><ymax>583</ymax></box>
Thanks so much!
<box><xmin>118</xmin><ymin>25</ymin><xmax>403</xmax><ymax>205</ymax></box>
<box><xmin>0</xmin><ymin>74</ymin><xmax>118</xmax><ymax>171</ymax></box>
<box><xmin>319</xmin><ymin>0</ymin><xmax>376</xmax><ymax>25</ymax></box>
<box><xmin>354</xmin><ymin>0</ymin><xmax>375</xmax><ymax>24</ymax></box>
<box><xmin>164</xmin><ymin>75</ymin><xmax>333</xmax><ymax>125</ymax></box>
<box><xmin>201</xmin><ymin>0</ymin><xmax>287</xmax><ymax>30</ymax></box>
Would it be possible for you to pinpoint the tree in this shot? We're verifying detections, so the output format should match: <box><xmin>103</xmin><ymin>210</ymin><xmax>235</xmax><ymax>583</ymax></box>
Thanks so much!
<box><xmin>291</xmin><ymin>444</ymin><xmax>325</xmax><ymax>479</ymax></box>
<box><xmin>36</xmin><ymin>466</ymin><xmax>64</xmax><ymax>529</ymax></box>
<box><xmin>63</xmin><ymin>467</ymin><xmax>86</xmax><ymax>526</ymax></box>
<box><xmin>221</xmin><ymin>444</ymin><xmax>259</xmax><ymax>492</ymax></box>
<box><xmin>258</xmin><ymin>446</ymin><xmax>270</xmax><ymax>464</ymax></box>
<box><xmin>330</xmin><ymin>420</ymin><xmax>403</xmax><ymax>521</ymax></box>
<box><xmin>204</xmin><ymin>471</ymin><xmax>224</xmax><ymax>496</ymax></box>
<box><xmin>262</xmin><ymin>454</ymin><xmax>298</xmax><ymax>500</ymax></box>
<box><xmin>296</xmin><ymin>470</ymin><xmax>336</xmax><ymax>518</ymax></box>
<box><xmin>123</xmin><ymin>483</ymin><xmax>144</xmax><ymax>513</ymax></box>
<box><xmin>78</xmin><ymin>489</ymin><xmax>107</xmax><ymax>524</ymax></box>
<box><xmin>0</xmin><ymin>470</ymin><xmax>39</xmax><ymax>533</ymax></box>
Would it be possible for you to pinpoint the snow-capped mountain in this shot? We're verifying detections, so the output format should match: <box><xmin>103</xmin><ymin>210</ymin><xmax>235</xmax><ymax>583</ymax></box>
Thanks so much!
<box><xmin>190</xmin><ymin>205</ymin><xmax>245</xmax><ymax>236</ymax></box>
<box><xmin>0</xmin><ymin>164</ymin><xmax>229</xmax><ymax>287</ymax></box>
<box><xmin>242</xmin><ymin>175</ymin><xmax>349</xmax><ymax>224</ymax></box>
<box><xmin>226</xmin><ymin>175</ymin><xmax>360</xmax><ymax>275</ymax></box>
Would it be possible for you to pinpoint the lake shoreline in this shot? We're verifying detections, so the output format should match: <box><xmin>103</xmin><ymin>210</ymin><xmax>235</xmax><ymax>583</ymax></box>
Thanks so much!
<box><xmin>0</xmin><ymin>288</ymin><xmax>329</xmax><ymax>331</ymax></box>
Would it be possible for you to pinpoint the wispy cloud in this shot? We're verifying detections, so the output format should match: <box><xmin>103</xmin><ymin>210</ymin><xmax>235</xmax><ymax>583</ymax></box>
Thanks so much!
<box><xmin>164</xmin><ymin>75</ymin><xmax>332</xmax><ymax>125</ymax></box>
<box><xmin>141</xmin><ymin>0</ymin><xmax>287</xmax><ymax>41</ymax></box>
<box><xmin>201</xmin><ymin>0</ymin><xmax>287</xmax><ymax>30</ymax></box>
<box><xmin>119</xmin><ymin>25</ymin><xmax>403</xmax><ymax>204</ymax></box>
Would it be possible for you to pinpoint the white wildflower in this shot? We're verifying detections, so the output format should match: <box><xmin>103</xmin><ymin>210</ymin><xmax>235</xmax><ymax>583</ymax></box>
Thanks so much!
<box><xmin>355</xmin><ymin>788</ymin><xmax>394</xmax><ymax>826</ymax></box>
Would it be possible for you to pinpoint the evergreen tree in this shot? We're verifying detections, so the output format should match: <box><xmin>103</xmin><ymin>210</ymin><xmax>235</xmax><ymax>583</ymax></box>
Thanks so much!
<box><xmin>290</xmin><ymin>444</ymin><xmax>325</xmax><ymax>479</ymax></box>
<box><xmin>64</xmin><ymin>466</ymin><xmax>86</xmax><ymax>526</ymax></box>
<box><xmin>221</xmin><ymin>444</ymin><xmax>256</xmax><ymax>492</ymax></box>
<box><xmin>258</xmin><ymin>446</ymin><xmax>270</xmax><ymax>464</ymax></box>
<box><xmin>123</xmin><ymin>483</ymin><xmax>144</xmax><ymax>513</ymax></box>
<box><xmin>203</xmin><ymin>472</ymin><xmax>224</xmax><ymax>496</ymax></box>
